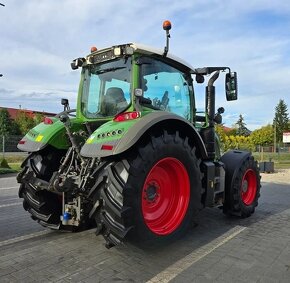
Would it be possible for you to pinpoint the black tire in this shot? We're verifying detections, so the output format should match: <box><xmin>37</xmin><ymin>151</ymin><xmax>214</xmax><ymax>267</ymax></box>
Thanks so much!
<box><xmin>98</xmin><ymin>131</ymin><xmax>203</xmax><ymax>247</ymax></box>
<box><xmin>18</xmin><ymin>149</ymin><xmax>65</xmax><ymax>229</ymax></box>
<box><xmin>223</xmin><ymin>155</ymin><xmax>260</xmax><ymax>217</ymax></box>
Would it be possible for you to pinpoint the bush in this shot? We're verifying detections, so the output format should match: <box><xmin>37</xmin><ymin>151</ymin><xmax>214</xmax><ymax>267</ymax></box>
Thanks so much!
<box><xmin>0</xmin><ymin>158</ymin><xmax>11</xmax><ymax>169</ymax></box>
<box><xmin>222</xmin><ymin>135</ymin><xmax>255</xmax><ymax>152</ymax></box>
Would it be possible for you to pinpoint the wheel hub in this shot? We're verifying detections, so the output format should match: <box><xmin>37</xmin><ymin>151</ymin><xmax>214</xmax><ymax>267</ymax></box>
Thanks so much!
<box><xmin>242</xmin><ymin>180</ymin><xmax>248</xmax><ymax>193</ymax></box>
<box><xmin>144</xmin><ymin>183</ymin><xmax>159</xmax><ymax>202</ymax></box>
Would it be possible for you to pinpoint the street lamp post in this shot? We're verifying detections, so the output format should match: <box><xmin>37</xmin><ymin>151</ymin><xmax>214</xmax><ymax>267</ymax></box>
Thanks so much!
<box><xmin>274</xmin><ymin>121</ymin><xmax>276</xmax><ymax>153</ymax></box>
<box><xmin>0</xmin><ymin>0</ymin><xmax>5</xmax><ymax>160</ymax></box>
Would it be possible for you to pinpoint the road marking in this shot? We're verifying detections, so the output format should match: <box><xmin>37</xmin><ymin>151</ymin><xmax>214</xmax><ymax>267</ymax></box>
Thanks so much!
<box><xmin>0</xmin><ymin>230</ymin><xmax>51</xmax><ymax>248</ymax></box>
<box><xmin>0</xmin><ymin>186</ymin><xmax>18</xmax><ymax>191</ymax></box>
<box><xmin>147</xmin><ymin>226</ymin><xmax>246</xmax><ymax>283</ymax></box>
<box><xmin>0</xmin><ymin>202</ymin><xmax>22</xmax><ymax>208</ymax></box>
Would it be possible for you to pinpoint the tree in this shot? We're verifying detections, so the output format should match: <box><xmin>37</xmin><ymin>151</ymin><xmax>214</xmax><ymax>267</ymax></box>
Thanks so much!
<box><xmin>14</xmin><ymin>110</ymin><xmax>35</xmax><ymax>135</ymax></box>
<box><xmin>250</xmin><ymin>124</ymin><xmax>274</xmax><ymax>146</ymax></box>
<box><xmin>273</xmin><ymin>99</ymin><xmax>290</xmax><ymax>142</ymax></box>
<box><xmin>0</xmin><ymin>108</ymin><xmax>15</xmax><ymax>160</ymax></box>
<box><xmin>0</xmin><ymin>108</ymin><xmax>11</xmax><ymax>136</ymax></box>
<box><xmin>223</xmin><ymin>135</ymin><xmax>254</xmax><ymax>152</ymax></box>
<box><xmin>235</xmin><ymin>114</ymin><xmax>251</xmax><ymax>136</ymax></box>
<box><xmin>34</xmin><ymin>113</ymin><xmax>44</xmax><ymax>125</ymax></box>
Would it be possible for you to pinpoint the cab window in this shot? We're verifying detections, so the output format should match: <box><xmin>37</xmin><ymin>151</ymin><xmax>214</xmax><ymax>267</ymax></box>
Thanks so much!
<box><xmin>141</xmin><ymin>58</ymin><xmax>191</xmax><ymax>120</ymax></box>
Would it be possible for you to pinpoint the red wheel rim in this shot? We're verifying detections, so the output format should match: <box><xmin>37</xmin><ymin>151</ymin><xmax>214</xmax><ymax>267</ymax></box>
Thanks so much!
<box><xmin>241</xmin><ymin>169</ymin><xmax>257</xmax><ymax>205</ymax></box>
<box><xmin>141</xmin><ymin>157</ymin><xmax>190</xmax><ymax>235</ymax></box>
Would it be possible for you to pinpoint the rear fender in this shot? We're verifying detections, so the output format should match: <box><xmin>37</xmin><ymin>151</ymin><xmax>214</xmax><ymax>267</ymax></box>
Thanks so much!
<box><xmin>81</xmin><ymin>111</ymin><xmax>208</xmax><ymax>159</ymax></box>
<box><xmin>17</xmin><ymin>118</ymin><xmax>83</xmax><ymax>152</ymax></box>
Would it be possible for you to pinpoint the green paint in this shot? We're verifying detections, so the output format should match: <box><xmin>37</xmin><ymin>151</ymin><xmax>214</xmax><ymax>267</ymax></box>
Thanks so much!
<box><xmin>22</xmin><ymin>118</ymin><xmax>84</xmax><ymax>150</ymax></box>
<box><xmin>86</xmin><ymin>110</ymin><xmax>152</xmax><ymax>145</ymax></box>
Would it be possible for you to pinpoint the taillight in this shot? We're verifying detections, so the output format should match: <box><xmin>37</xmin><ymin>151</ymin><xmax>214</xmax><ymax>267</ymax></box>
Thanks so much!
<box><xmin>113</xmin><ymin>111</ymin><xmax>141</xmax><ymax>122</ymax></box>
<box><xmin>101</xmin><ymin>144</ymin><xmax>114</xmax><ymax>151</ymax></box>
<box><xmin>44</xmin><ymin>117</ymin><xmax>54</xmax><ymax>124</ymax></box>
<box><xmin>18</xmin><ymin>140</ymin><xmax>25</xmax><ymax>145</ymax></box>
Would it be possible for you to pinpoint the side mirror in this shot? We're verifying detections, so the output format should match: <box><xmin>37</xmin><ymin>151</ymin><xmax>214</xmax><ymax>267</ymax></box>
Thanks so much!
<box><xmin>225</xmin><ymin>72</ymin><xmax>238</xmax><ymax>101</ymax></box>
<box><xmin>70</xmin><ymin>57</ymin><xmax>85</xmax><ymax>70</ymax></box>
<box><xmin>61</xmin><ymin>98</ymin><xmax>70</xmax><ymax>111</ymax></box>
<box><xmin>195</xmin><ymin>74</ymin><xmax>205</xmax><ymax>84</ymax></box>
<box><xmin>61</xmin><ymin>98</ymin><xmax>69</xmax><ymax>106</ymax></box>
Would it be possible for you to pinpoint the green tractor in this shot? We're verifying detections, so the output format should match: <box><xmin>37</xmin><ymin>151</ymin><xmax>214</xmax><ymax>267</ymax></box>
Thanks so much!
<box><xmin>17</xmin><ymin>21</ymin><xmax>260</xmax><ymax>248</ymax></box>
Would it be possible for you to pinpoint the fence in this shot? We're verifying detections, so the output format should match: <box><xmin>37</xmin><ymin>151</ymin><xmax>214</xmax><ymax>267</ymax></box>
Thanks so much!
<box><xmin>0</xmin><ymin>135</ymin><xmax>23</xmax><ymax>153</ymax></box>
<box><xmin>256</xmin><ymin>145</ymin><xmax>290</xmax><ymax>153</ymax></box>
<box><xmin>253</xmin><ymin>145</ymin><xmax>290</xmax><ymax>169</ymax></box>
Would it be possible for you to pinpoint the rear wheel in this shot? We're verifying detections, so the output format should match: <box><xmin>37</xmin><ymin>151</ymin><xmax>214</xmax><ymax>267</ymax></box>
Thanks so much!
<box><xmin>18</xmin><ymin>149</ymin><xmax>64</xmax><ymax>229</ymax></box>
<box><xmin>97</xmin><ymin>131</ymin><xmax>203</xmax><ymax>247</ymax></box>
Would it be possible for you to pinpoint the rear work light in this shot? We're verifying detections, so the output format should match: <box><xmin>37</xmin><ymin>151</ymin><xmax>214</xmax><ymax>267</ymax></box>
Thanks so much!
<box><xmin>44</xmin><ymin>117</ymin><xmax>54</xmax><ymax>124</ymax></box>
<box><xmin>113</xmin><ymin>111</ymin><xmax>141</xmax><ymax>122</ymax></box>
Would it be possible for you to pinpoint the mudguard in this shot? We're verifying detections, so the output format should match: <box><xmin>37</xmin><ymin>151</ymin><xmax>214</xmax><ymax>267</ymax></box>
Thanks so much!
<box><xmin>81</xmin><ymin>111</ymin><xmax>208</xmax><ymax>159</ymax></box>
<box><xmin>220</xmin><ymin>150</ymin><xmax>251</xmax><ymax>184</ymax></box>
<box><xmin>220</xmin><ymin>150</ymin><xmax>251</xmax><ymax>202</ymax></box>
<box><xmin>17</xmin><ymin>117</ymin><xmax>83</xmax><ymax>152</ymax></box>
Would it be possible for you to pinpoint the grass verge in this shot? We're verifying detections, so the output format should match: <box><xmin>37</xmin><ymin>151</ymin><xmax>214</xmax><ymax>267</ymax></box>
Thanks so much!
<box><xmin>0</xmin><ymin>154</ymin><xmax>25</xmax><ymax>175</ymax></box>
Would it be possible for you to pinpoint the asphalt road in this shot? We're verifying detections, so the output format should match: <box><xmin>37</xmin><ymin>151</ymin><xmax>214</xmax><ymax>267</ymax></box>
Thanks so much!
<box><xmin>0</xmin><ymin>175</ymin><xmax>290</xmax><ymax>282</ymax></box>
<box><xmin>0</xmin><ymin>174</ymin><xmax>46</xmax><ymax>242</ymax></box>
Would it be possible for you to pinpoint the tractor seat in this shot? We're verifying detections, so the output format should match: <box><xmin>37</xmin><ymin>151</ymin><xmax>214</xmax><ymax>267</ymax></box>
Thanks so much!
<box><xmin>103</xmin><ymin>87</ymin><xmax>128</xmax><ymax>116</ymax></box>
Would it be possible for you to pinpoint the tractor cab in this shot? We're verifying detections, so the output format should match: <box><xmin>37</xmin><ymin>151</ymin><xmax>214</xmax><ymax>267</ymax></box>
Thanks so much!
<box><xmin>71</xmin><ymin>42</ymin><xmax>196</xmax><ymax>123</ymax></box>
<box><xmin>71</xmin><ymin>21</ymin><xmax>237</xmax><ymax>132</ymax></box>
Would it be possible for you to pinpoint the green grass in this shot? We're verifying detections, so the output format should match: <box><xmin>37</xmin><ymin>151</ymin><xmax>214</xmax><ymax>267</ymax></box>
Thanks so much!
<box><xmin>275</xmin><ymin>163</ymin><xmax>290</xmax><ymax>169</ymax></box>
<box><xmin>4</xmin><ymin>154</ymin><xmax>27</xmax><ymax>163</ymax></box>
<box><xmin>252</xmin><ymin>152</ymin><xmax>290</xmax><ymax>169</ymax></box>
<box><xmin>0</xmin><ymin>163</ymin><xmax>20</xmax><ymax>174</ymax></box>
<box><xmin>252</xmin><ymin>152</ymin><xmax>290</xmax><ymax>161</ymax></box>
<box><xmin>9</xmin><ymin>162</ymin><xmax>22</xmax><ymax>171</ymax></box>
<box><xmin>0</xmin><ymin>154</ymin><xmax>25</xmax><ymax>174</ymax></box>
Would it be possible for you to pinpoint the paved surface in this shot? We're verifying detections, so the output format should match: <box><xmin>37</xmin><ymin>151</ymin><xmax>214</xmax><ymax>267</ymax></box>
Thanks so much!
<box><xmin>0</xmin><ymin>175</ymin><xmax>290</xmax><ymax>282</ymax></box>
<box><xmin>0</xmin><ymin>175</ymin><xmax>45</xmax><ymax>242</ymax></box>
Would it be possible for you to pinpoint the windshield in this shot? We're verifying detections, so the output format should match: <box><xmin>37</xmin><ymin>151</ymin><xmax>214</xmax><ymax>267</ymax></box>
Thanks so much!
<box><xmin>81</xmin><ymin>58</ymin><xmax>131</xmax><ymax>118</ymax></box>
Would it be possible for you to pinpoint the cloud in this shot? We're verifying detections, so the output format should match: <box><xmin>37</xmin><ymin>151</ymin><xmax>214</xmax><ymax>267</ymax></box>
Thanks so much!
<box><xmin>0</xmin><ymin>0</ymin><xmax>290</xmax><ymax>130</ymax></box>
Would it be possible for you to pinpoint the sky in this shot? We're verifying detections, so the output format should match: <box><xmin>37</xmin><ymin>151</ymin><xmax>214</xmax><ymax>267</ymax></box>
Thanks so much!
<box><xmin>0</xmin><ymin>0</ymin><xmax>290</xmax><ymax>130</ymax></box>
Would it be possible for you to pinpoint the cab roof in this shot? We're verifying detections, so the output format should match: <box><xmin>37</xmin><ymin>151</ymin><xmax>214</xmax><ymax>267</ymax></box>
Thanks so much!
<box><xmin>130</xmin><ymin>43</ymin><xmax>195</xmax><ymax>72</ymax></box>
<box><xmin>87</xmin><ymin>42</ymin><xmax>195</xmax><ymax>72</ymax></box>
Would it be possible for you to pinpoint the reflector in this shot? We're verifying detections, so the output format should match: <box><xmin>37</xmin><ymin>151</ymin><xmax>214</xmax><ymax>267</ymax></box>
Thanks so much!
<box><xmin>101</xmin><ymin>144</ymin><xmax>114</xmax><ymax>151</ymax></box>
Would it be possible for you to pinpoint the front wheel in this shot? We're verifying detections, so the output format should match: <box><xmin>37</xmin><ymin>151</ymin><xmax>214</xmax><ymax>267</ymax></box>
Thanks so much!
<box><xmin>223</xmin><ymin>154</ymin><xmax>261</xmax><ymax>217</ymax></box>
<box><xmin>98</xmin><ymin>131</ymin><xmax>203</xmax><ymax>247</ymax></box>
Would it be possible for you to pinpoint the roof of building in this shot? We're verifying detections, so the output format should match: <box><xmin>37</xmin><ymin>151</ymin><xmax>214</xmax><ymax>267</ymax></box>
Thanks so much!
<box><xmin>0</xmin><ymin>107</ymin><xmax>55</xmax><ymax>120</ymax></box>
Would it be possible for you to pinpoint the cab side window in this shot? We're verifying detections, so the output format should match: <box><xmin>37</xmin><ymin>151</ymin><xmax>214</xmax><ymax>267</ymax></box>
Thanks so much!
<box><xmin>141</xmin><ymin>58</ymin><xmax>191</xmax><ymax>120</ymax></box>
